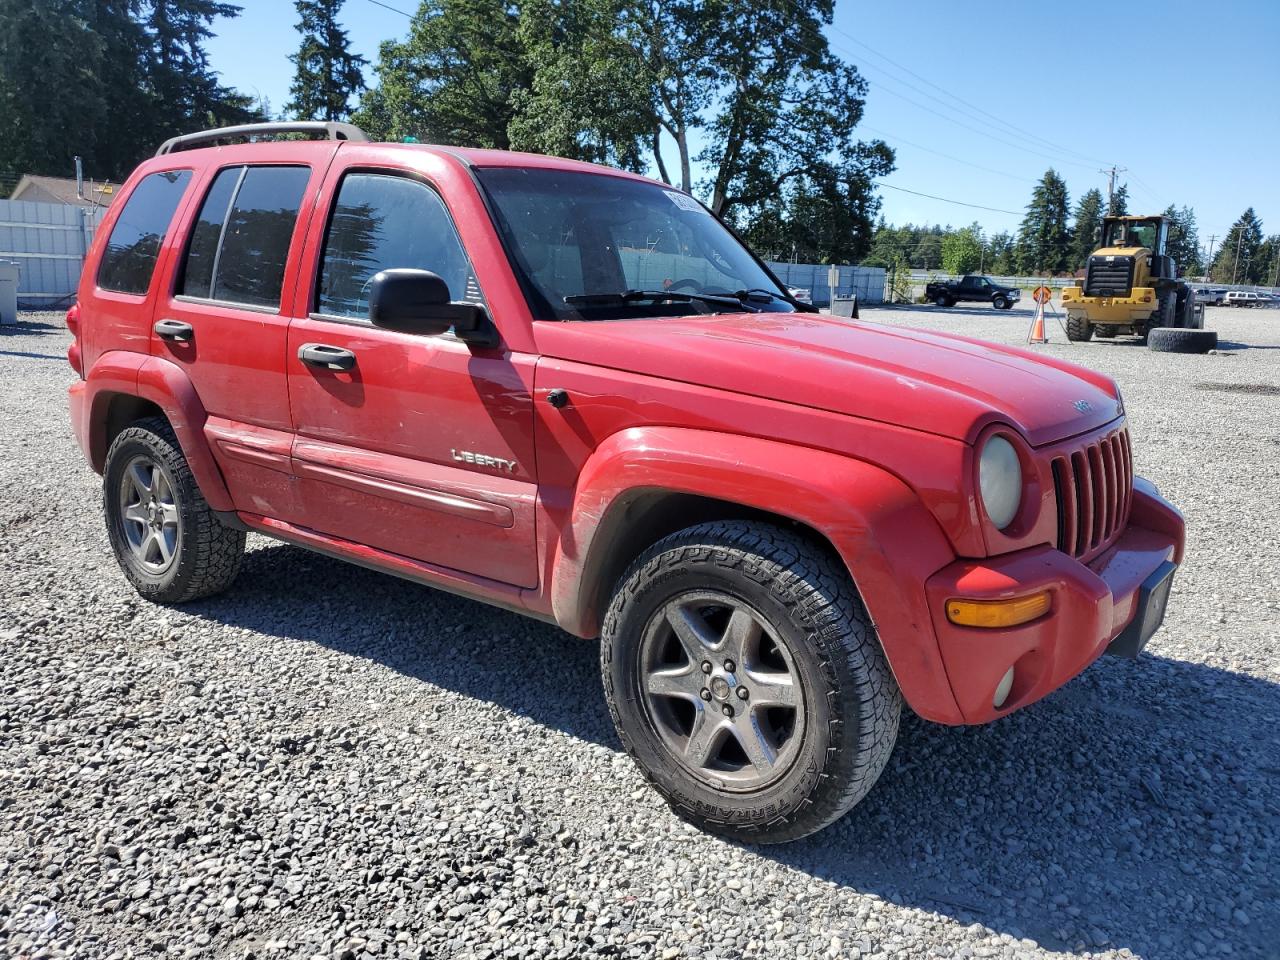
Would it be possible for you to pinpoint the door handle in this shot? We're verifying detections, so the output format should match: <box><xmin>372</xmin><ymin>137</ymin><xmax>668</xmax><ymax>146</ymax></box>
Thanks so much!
<box><xmin>298</xmin><ymin>342</ymin><xmax>357</xmax><ymax>371</ymax></box>
<box><xmin>154</xmin><ymin>319</ymin><xmax>194</xmax><ymax>342</ymax></box>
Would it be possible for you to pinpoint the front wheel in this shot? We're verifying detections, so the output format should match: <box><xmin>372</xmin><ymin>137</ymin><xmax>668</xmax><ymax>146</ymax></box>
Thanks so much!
<box><xmin>1065</xmin><ymin>314</ymin><xmax>1093</xmax><ymax>341</ymax></box>
<box><xmin>934</xmin><ymin>294</ymin><xmax>950</xmax><ymax>307</ymax></box>
<box><xmin>104</xmin><ymin>417</ymin><xmax>245</xmax><ymax>603</ymax></box>
<box><xmin>993</xmin><ymin>295</ymin><xmax>1008</xmax><ymax>309</ymax></box>
<box><xmin>602</xmin><ymin>521</ymin><xmax>901</xmax><ymax>843</ymax></box>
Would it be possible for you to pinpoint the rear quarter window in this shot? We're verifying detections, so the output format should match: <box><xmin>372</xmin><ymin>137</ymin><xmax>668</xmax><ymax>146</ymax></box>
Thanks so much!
<box><xmin>177</xmin><ymin>165</ymin><xmax>311</xmax><ymax>309</ymax></box>
<box><xmin>96</xmin><ymin>170</ymin><xmax>193</xmax><ymax>295</ymax></box>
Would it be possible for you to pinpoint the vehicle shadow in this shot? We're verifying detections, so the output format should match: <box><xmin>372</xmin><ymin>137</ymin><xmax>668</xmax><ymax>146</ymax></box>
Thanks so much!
<box><xmin>191</xmin><ymin>540</ymin><xmax>1279</xmax><ymax>960</ymax></box>
<box><xmin>872</xmin><ymin>304</ymin><xmax>1034</xmax><ymax>319</ymax></box>
<box><xmin>2</xmin><ymin>319</ymin><xmax>64</xmax><ymax>334</ymax></box>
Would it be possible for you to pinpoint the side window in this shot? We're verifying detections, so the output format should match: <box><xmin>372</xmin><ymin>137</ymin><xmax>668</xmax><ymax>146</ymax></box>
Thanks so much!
<box><xmin>178</xmin><ymin>165</ymin><xmax>310</xmax><ymax>309</ymax></box>
<box><xmin>317</xmin><ymin>173</ymin><xmax>482</xmax><ymax>321</ymax></box>
<box><xmin>97</xmin><ymin>170</ymin><xmax>192</xmax><ymax>295</ymax></box>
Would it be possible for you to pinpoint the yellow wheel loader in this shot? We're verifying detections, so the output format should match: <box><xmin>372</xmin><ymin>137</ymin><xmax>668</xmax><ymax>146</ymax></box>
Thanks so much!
<box><xmin>1061</xmin><ymin>215</ymin><xmax>1202</xmax><ymax>342</ymax></box>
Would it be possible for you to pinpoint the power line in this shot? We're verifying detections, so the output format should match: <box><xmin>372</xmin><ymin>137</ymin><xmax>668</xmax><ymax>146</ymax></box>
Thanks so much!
<box><xmin>824</xmin><ymin>24</ymin><xmax>1116</xmax><ymax>168</ymax></box>
<box><xmin>859</xmin><ymin>125</ymin><xmax>1037</xmax><ymax>183</ymax></box>
<box><xmin>875</xmin><ymin>181</ymin><xmax>1023</xmax><ymax>216</ymax></box>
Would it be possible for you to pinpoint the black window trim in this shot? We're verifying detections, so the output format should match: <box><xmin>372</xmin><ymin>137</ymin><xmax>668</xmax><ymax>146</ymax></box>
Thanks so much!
<box><xmin>173</xmin><ymin>162</ymin><xmax>310</xmax><ymax>315</ymax></box>
<box><xmin>307</xmin><ymin>166</ymin><xmax>487</xmax><ymax>330</ymax></box>
<box><xmin>95</xmin><ymin>167</ymin><xmax>194</xmax><ymax>298</ymax></box>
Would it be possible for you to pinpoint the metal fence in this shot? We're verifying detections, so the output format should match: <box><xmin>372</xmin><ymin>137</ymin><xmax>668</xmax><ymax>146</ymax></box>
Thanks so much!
<box><xmin>0</xmin><ymin>199</ymin><xmax>104</xmax><ymax>308</ymax></box>
<box><xmin>767</xmin><ymin>262</ymin><xmax>886</xmax><ymax>305</ymax></box>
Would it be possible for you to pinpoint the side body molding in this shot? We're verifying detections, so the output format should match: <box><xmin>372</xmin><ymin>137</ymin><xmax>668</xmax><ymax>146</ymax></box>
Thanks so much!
<box><xmin>548</xmin><ymin>426</ymin><xmax>964</xmax><ymax>723</ymax></box>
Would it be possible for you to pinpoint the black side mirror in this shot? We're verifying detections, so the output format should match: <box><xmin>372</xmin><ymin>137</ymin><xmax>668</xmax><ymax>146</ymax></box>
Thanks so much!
<box><xmin>367</xmin><ymin>268</ymin><xmax>493</xmax><ymax>344</ymax></box>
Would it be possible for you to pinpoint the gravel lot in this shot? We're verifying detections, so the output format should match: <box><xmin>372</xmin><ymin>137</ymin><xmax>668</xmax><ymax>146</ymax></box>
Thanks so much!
<box><xmin>2</xmin><ymin>306</ymin><xmax>1277</xmax><ymax>960</ymax></box>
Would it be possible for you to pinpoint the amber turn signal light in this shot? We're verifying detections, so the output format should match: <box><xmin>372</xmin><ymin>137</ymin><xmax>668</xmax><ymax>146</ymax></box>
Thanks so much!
<box><xmin>946</xmin><ymin>592</ymin><xmax>1051</xmax><ymax>628</ymax></box>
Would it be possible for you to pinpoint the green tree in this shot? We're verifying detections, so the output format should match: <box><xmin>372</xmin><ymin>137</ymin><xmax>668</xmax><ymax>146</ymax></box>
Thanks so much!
<box><xmin>0</xmin><ymin>0</ymin><xmax>105</xmax><ymax>182</ymax></box>
<box><xmin>1258</xmin><ymin>235</ymin><xmax>1280</xmax><ymax>288</ymax></box>
<box><xmin>696</xmin><ymin>1</ymin><xmax>892</xmax><ymax>221</ymax></box>
<box><xmin>287</xmin><ymin>0</ymin><xmax>367</xmax><ymax>122</ymax></box>
<box><xmin>986</xmin><ymin>231</ymin><xmax>1016</xmax><ymax>275</ymax></box>
<box><xmin>0</xmin><ymin>0</ymin><xmax>258</xmax><ymax>182</ymax></box>
<box><xmin>1106</xmin><ymin>182</ymin><xmax>1129</xmax><ymax>217</ymax></box>
<box><xmin>1162</xmin><ymin>204</ymin><xmax>1201</xmax><ymax>277</ymax></box>
<box><xmin>941</xmin><ymin>224</ymin><xmax>983</xmax><ymax>275</ymax></box>
<box><xmin>1210</xmin><ymin>208</ymin><xmax>1265</xmax><ymax>284</ymax></box>
<box><xmin>354</xmin><ymin>0</ymin><xmax>531</xmax><ymax>148</ymax></box>
<box><xmin>737</xmin><ymin>171</ymin><xmax>883</xmax><ymax>263</ymax></box>
<box><xmin>1069</xmin><ymin>188</ymin><xmax>1103</xmax><ymax>269</ymax></box>
<box><xmin>1015</xmin><ymin>169</ymin><xmax>1071</xmax><ymax>275</ymax></box>
<box><xmin>508</xmin><ymin>0</ymin><xmax>651</xmax><ymax>168</ymax></box>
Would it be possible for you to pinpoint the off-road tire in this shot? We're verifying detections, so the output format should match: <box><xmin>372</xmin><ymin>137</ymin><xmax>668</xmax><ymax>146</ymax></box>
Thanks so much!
<box><xmin>104</xmin><ymin>417</ymin><xmax>245</xmax><ymax>603</ymax></box>
<box><xmin>1066</xmin><ymin>314</ymin><xmax>1093</xmax><ymax>341</ymax></box>
<box><xmin>1094</xmin><ymin>325</ymin><xmax>1117</xmax><ymax>338</ymax></box>
<box><xmin>1147</xmin><ymin>327</ymin><xmax>1218</xmax><ymax>354</ymax></box>
<box><xmin>601</xmin><ymin>521</ymin><xmax>901</xmax><ymax>843</ymax></box>
<box><xmin>1156</xmin><ymin>290</ymin><xmax>1178</xmax><ymax>328</ymax></box>
<box><xmin>992</xmin><ymin>295</ymin><xmax>1008</xmax><ymax>310</ymax></box>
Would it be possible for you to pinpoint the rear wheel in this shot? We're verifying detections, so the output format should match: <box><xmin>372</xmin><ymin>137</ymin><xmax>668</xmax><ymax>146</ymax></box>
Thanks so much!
<box><xmin>103</xmin><ymin>417</ymin><xmax>245</xmax><ymax>603</ymax></box>
<box><xmin>1094</xmin><ymin>325</ymin><xmax>1117</xmax><ymax>338</ymax></box>
<box><xmin>1066</xmin><ymin>314</ymin><xmax>1093</xmax><ymax>341</ymax></box>
<box><xmin>1156</xmin><ymin>290</ymin><xmax>1178</xmax><ymax>328</ymax></box>
<box><xmin>602</xmin><ymin>521</ymin><xmax>901</xmax><ymax>843</ymax></box>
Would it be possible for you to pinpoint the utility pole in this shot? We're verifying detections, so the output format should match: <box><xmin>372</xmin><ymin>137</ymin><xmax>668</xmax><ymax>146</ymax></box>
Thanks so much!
<box><xmin>1100</xmin><ymin>165</ymin><xmax>1127</xmax><ymax>213</ymax></box>
<box><xmin>1231</xmin><ymin>231</ymin><xmax>1244</xmax><ymax>285</ymax></box>
<box><xmin>1204</xmin><ymin>234</ymin><xmax>1217</xmax><ymax>278</ymax></box>
<box><xmin>1271</xmin><ymin>251</ymin><xmax>1280</xmax><ymax>289</ymax></box>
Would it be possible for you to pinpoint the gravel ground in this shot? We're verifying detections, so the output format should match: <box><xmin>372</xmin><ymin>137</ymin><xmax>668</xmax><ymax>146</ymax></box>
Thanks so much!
<box><xmin>2</xmin><ymin>307</ymin><xmax>1277</xmax><ymax>960</ymax></box>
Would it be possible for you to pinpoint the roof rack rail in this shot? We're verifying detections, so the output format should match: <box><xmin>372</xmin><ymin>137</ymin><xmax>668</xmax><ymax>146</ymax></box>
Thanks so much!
<box><xmin>155</xmin><ymin>121</ymin><xmax>369</xmax><ymax>156</ymax></box>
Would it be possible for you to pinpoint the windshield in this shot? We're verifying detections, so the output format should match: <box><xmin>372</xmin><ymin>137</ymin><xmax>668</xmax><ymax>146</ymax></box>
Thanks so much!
<box><xmin>1103</xmin><ymin>219</ymin><xmax>1159</xmax><ymax>249</ymax></box>
<box><xmin>475</xmin><ymin>167</ymin><xmax>796</xmax><ymax>320</ymax></box>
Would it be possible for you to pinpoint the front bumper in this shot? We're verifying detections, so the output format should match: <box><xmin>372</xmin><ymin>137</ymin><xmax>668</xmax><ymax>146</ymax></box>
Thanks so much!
<box><xmin>923</xmin><ymin>480</ymin><xmax>1184</xmax><ymax>724</ymax></box>
<box><xmin>1062</xmin><ymin>285</ymin><xmax>1157</xmax><ymax>325</ymax></box>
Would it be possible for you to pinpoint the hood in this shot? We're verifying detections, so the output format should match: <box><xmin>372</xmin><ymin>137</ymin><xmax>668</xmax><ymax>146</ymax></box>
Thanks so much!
<box><xmin>535</xmin><ymin>313</ymin><xmax>1124</xmax><ymax>446</ymax></box>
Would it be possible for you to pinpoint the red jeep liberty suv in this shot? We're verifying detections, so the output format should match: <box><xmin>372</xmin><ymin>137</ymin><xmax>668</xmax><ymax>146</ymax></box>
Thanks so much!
<box><xmin>67</xmin><ymin>122</ymin><xmax>1186</xmax><ymax>842</ymax></box>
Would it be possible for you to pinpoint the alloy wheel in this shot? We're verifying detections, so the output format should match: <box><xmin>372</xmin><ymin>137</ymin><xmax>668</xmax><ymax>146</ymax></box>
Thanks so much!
<box><xmin>118</xmin><ymin>455</ymin><xmax>181</xmax><ymax>574</ymax></box>
<box><xmin>637</xmin><ymin>591</ymin><xmax>806</xmax><ymax>792</ymax></box>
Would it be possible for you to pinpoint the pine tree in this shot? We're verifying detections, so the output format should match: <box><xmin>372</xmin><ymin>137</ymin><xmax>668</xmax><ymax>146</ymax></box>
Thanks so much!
<box><xmin>1068</xmin><ymin>188</ymin><xmax>1103</xmax><ymax>270</ymax></box>
<box><xmin>1210</xmin><ymin>208</ymin><xmax>1265</xmax><ymax>284</ymax></box>
<box><xmin>287</xmin><ymin>0</ymin><xmax>367</xmax><ymax>122</ymax></box>
<box><xmin>1162</xmin><ymin>205</ymin><xmax>1201</xmax><ymax>277</ymax></box>
<box><xmin>1015</xmin><ymin>169</ymin><xmax>1071</xmax><ymax>275</ymax></box>
<box><xmin>1106</xmin><ymin>183</ymin><xmax>1129</xmax><ymax>217</ymax></box>
<box><xmin>147</xmin><ymin>0</ymin><xmax>259</xmax><ymax>138</ymax></box>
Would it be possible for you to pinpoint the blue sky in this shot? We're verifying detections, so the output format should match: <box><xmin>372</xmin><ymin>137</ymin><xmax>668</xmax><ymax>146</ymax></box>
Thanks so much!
<box><xmin>205</xmin><ymin>0</ymin><xmax>1278</xmax><ymax>253</ymax></box>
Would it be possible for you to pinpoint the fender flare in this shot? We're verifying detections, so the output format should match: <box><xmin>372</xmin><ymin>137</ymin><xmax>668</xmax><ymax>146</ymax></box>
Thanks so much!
<box><xmin>550</xmin><ymin>426</ymin><xmax>964</xmax><ymax>723</ymax></box>
<box><xmin>79</xmin><ymin>353</ymin><xmax>234</xmax><ymax>511</ymax></box>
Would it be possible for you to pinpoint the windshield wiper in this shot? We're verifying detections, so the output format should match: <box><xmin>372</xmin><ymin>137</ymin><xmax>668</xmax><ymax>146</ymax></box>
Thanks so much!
<box><xmin>564</xmin><ymin>289</ymin><xmax>759</xmax><ymax>313</ymax></box>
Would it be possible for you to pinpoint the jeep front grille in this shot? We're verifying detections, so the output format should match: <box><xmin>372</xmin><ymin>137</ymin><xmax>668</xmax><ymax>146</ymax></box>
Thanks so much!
<box><xmin>1050</xmin><ymin>427</ymin><xmax>1132</xmax><ymax>559</ymax></box>
<box><xmin>1083</xmin><ymin>255</ymin><xmax>1135</xmax><ymax>298</ymax></box>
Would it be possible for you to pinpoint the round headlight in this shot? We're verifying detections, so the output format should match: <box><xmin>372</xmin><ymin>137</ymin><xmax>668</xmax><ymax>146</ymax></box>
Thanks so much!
<box><xmin>979</xmin><ymin>435</ymin><xmax>1022</xmax><ymax>529</ymax></box>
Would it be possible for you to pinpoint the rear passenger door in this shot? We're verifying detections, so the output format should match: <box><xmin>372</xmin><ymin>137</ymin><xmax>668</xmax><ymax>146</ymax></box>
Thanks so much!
<box><xmin>284</xmin><ymin>165</ymin><xmax>539</xmax><ymax>588</ymax></box>
<box><xmin>154</xmin><ymin>153</ymin><xmax>332</xmax><ymax>521</ymax></box>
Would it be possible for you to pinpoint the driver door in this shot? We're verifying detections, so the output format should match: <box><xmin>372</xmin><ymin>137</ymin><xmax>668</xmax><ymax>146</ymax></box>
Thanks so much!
<box><xmin>285</xmin><ymin>165</ymin><xmax>539</xmax><ymax>588</ymax></box>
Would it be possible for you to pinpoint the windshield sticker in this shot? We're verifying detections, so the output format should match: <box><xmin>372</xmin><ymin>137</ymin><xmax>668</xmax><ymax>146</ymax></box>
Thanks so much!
<box><xmin>664</xmin><ymin>190</ymin><xmax>708</xmax><ymax>214</ymax></box>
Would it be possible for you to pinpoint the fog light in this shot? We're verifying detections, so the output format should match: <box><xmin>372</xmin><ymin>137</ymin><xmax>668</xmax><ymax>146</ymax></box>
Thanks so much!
<box><xmin>993</xmin><ymin>667</ymin><xmax>1015</xmax><ymax>709</ymax></box>
<box><xmin>945</xmin><ymin>591</ymin><xmax>1050</xmax><ymax>628</ymax></box>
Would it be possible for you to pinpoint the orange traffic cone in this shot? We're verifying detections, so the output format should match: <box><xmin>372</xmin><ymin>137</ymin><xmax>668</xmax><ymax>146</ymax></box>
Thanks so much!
<box><xmin>1027</xmin><ymin>304</ymin><xmax>1048</xmax><ymax>344</ymax></box>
